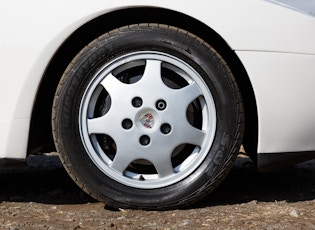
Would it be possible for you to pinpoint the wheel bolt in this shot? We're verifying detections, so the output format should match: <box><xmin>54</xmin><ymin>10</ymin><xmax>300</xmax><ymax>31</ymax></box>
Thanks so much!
<box><xmin>156</xmin><ymin>99</ymin><xmax>167</xmax><ymax>111</ymax></box>
<box><xmin>122</xmin><ymin>119</ymin><xmax>133</xmax><ymax>130</ymax></box>
<box><xmin>160</xmin><ymin>123</ymin><xmax>171</xmax><ymax>134</ymax></box>
<box><xmin>140</xmin><ymin>135</ymin><xmax>150</xmax><ymax>146</ymax></box>
<box><xmin>132</xmin><ymin>97</ymin><xmax>143</xmax><ymax>108</ymax></box>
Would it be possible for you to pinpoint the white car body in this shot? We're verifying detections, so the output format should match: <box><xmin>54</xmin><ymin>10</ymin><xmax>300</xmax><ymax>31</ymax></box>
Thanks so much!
<box><xmin>1</xmin><ymin>0</ymin><xmax>315</xmax><ymax>168</ymax></box>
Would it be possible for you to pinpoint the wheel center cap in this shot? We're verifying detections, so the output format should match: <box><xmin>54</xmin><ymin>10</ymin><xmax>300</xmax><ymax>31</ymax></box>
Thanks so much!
<box><xmin>138</xmin><ymin>110</ymin><xmax>155</xmax><ymax>129</ymax></box>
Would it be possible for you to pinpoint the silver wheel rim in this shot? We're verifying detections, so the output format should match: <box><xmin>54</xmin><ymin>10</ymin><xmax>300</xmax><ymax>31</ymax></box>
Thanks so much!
<box><xmin>79</xmin><ymin>51</ymin><xmax>216</xmax><ymax>189</ymax></box>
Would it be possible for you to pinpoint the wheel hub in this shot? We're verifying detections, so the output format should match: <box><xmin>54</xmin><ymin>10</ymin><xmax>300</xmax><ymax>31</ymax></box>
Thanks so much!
<box><xmin>138</xmin><ymin>110</ymin><xmax>156</xmax><ymax>129</ymax></box>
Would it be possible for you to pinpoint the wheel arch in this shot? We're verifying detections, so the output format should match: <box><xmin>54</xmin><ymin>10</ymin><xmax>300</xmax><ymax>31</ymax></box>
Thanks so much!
<box><xmin>28</xmin><ymin>7</ymin><xmax>258</xmax><ymax>157</ymax></box>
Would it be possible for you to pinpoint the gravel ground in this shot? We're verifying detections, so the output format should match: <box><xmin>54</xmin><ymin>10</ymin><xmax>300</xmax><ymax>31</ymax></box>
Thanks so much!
<box><xmin>0</xmin><ymin>153</ymin><xmax>314</xmax><ymax>229</ymax></box>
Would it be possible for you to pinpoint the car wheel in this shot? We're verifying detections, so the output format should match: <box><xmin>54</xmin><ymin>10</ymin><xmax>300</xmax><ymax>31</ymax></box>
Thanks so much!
<box><xmin>52</xmin><ymin>24</ymin><xmax>244</xmax><ymax>210</ymax></box>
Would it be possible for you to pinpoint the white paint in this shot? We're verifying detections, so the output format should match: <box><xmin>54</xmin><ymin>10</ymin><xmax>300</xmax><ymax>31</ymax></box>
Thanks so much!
<box><xmin>0</xmin><ymin>0</ymin><xmax>315</xmax><ymax>158</ymax></box>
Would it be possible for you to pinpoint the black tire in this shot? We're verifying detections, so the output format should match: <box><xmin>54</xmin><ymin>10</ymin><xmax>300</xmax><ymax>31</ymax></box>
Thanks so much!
<box><xmin>52</xmin><ymin>24</ymin><xmax>244</xmax><ymax>210</ymax></box>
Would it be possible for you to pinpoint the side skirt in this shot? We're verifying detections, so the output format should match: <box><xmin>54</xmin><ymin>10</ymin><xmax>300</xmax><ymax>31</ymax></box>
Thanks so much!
<box><xmin>0</xmin><ymin>158</ymin><xmax>27</xmax><ymax>168</ymax></box>
<box><xmin>258</xmin><ymin>151</ymin><xmax>315</xmax><ymax>172</ymax></box>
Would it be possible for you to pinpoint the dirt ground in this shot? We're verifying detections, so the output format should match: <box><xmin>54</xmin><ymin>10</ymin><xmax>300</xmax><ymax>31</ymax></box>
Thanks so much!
<box><xmin>0</xmin><ymin>152</ymin><xmax>314</xmax><ymax>230</ymax></box>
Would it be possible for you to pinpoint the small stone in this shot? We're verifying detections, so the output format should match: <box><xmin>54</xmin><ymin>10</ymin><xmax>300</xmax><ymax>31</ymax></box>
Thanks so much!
<box><xmin>289</xmin><ymin>209</ymin><xmax>299</xmax><ymax>218</ymax></box>
<box><xmin>248</xmin><ymin>200</ymin><xmax>258</xmax><ymax>205</ymax></box>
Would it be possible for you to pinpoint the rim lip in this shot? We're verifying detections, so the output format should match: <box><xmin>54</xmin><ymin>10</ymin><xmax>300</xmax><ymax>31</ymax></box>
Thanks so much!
<box><xmin>79</xmin><ymin>51</ymin><xmax>217</xmax><ymax>189</ymax></box>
